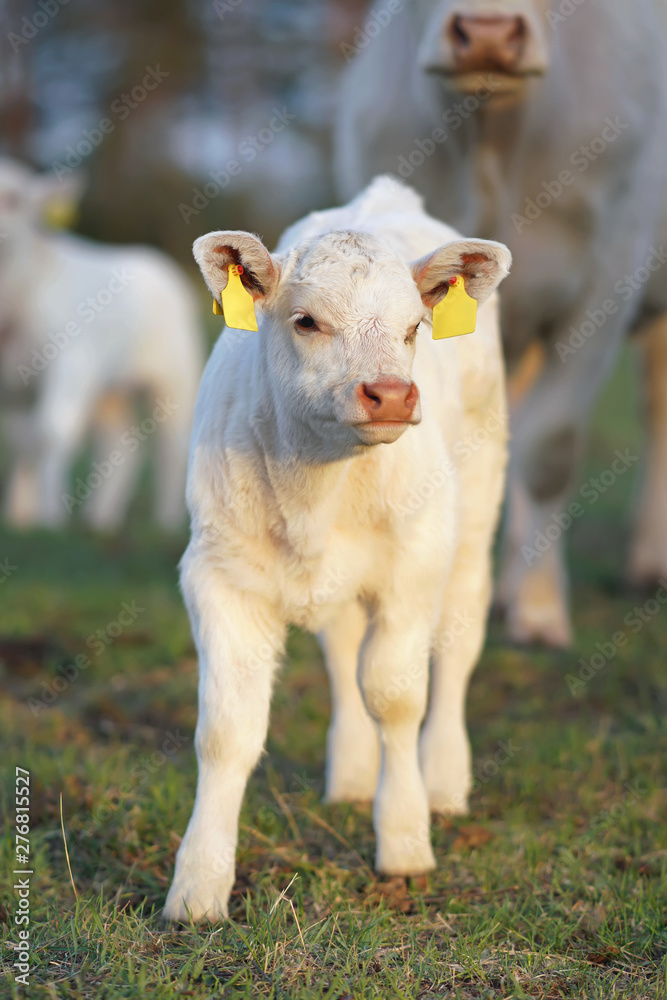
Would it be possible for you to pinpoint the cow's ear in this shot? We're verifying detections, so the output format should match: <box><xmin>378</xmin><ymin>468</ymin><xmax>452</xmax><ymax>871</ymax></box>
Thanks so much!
<box><xmin>411</xmin><ymin>239</ymin><xmax>511</xmax><ymax>308</ymax></box>
<box><xmin>193</xmin><ymin>230</ymin><xmax>280</xmax><ymax>303</ymax></box>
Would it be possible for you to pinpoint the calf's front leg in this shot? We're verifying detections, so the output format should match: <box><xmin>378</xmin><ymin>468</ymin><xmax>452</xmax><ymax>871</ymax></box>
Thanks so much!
<box><xmin>164</xmin><ymin>549</ymin><xmax>285</xmax><ymax>922</ymax></box>
<box><xmin>360</xmin><ymin>608</ymin><xmax>435</xmax><ymax>875</ymax></box>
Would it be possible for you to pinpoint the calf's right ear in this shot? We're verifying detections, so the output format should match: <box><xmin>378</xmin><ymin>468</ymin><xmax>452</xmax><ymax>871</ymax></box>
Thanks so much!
<box><xmin>192</xmin><ymin>231</ymin><xmax>280</xmax><ymax>305</ymax></box>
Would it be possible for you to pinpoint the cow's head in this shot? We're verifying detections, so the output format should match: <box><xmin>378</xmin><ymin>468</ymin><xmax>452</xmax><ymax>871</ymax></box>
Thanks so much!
<box><xmin>194</xmin><ymin>228</ymin><xmax>510</xmax><ymax>452</ymax></box>
<box><xmin>414</xmin><ymin>0</ymin><xmax>550</xmax><ymax>101</ymax></box>
<box><xmin>0</xmin><ymin>157</ymin><xmax>83</xmax><ymax>248</ymax></box>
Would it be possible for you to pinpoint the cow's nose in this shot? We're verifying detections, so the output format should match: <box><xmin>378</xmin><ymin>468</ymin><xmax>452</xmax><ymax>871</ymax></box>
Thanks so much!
<box><xmin>357</xmin><ymin>379</ymin><xmax>419</xmax><ymax>422</ymax></box>
<box><xmin>449</xmin><ymin>15</ymin><xmax>527</xmax><ymax>73</ymax></box>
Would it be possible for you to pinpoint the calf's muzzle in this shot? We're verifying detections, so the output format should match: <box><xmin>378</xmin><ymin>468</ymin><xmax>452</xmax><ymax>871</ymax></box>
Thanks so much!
<box><xmin>356</xmin><ymin>378</ymin><xmax>419</xmax><ymax>423</ymax></box>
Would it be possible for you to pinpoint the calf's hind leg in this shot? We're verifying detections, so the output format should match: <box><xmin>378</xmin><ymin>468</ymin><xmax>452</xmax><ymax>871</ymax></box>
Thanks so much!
<box><xmin>164</xmin><ymin>549</ymin><xmax>285</xmax><ymax>922</ymax></box>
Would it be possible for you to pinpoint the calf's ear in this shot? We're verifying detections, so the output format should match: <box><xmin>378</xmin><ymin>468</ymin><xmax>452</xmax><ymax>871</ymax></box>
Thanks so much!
<box><xmin>411</xmin><ymin>239</ymin><xmax>511</xmax><ymax>308</ymax></box>
<box><xmin>193</xmin><ymin>230</ymin><xmax>280</xmax><ymax>304</ymax></box>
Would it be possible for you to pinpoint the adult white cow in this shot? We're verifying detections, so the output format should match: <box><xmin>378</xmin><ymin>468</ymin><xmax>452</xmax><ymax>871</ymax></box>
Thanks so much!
<box><xmin>336</xmin><ymin>0</ymin><xmax>667</xmax><ymax>646</ymax></box>
<box><xmin>164</xmin><ymin>176</ymin><xmax>511</xmax><ymax>922</ymax></box>
<box><xmin>0</xmin><ymin>158</ymin><xmax>204</xmax><ymax>530</ymax></box>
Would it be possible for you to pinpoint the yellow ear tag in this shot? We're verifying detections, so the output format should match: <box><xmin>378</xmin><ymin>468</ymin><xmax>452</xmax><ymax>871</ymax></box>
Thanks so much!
<box><xmin>214</xmin><ymin>263</ymin><xmax>258</xmax><ymax>331</ymax></box>
<box><xmin>43</xmin><ymin>199</ymin><xmax>78</xmax><ymax>230</ymax></box>
<box><xmin>432</xmin><ymin>276</ymin><xmax>477</xmax><ymax>340</ymax></box>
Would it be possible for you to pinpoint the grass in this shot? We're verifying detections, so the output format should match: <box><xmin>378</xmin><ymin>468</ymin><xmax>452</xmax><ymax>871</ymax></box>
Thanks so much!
<box><xmin>0</xmin><ymin>345</ymin><xmax>666</xmax><ymax>999</ymax></box>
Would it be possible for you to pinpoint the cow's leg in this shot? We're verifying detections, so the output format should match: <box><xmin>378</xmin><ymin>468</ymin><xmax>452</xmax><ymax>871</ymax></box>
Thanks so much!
<box><xmin>359</xmin><ymin>605</ymin><xmax>435</xmax><ymax>875</ymax></box>
<box><xmin>83</xmin><ymin>394</ymin><xmax>143</xmax><ymax>532</ymax></box>
<box><xmin>421</xmin><ymin>394</ymin><xmax>507</xmax><ymax>814</ymax></box>
<box><xmin>164</xmin><ymin>549</ymin><xmax>285</xmax><ymax>922</ymax></box>
<box><xmin>629</xmin><ymin>313</ymin><xmax>667</xmax><ymax>585</ymax></box>
<box><xmin>498</xmin><ymin>466</ymin><xmax>574</xmax><ymax>648</ymax></box>
<box><xmin>319</xmin><ymin>600</ymin><xmax>379</xmax><ymax>803</ymax></box>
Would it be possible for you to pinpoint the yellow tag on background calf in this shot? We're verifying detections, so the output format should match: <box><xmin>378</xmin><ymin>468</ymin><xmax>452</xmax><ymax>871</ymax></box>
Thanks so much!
<box><xmin>214</xmin><ymin>264</ymin><xmax>258</xmax><ymax>331</ymax></box>
<box><xmin>432</xmin><ymin>276</ymin><xmax>477</xmax><ymax>340</ymax></box>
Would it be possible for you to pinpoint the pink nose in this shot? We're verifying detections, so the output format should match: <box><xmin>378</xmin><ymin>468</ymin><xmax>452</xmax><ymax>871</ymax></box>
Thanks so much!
<box><xmin>356</xmin><ymin>379</ymin><xmax>419</xmax><ymax>422</ymax></box>
<box><xmin>449</xmin><ymin>15</ymin><xmax>527</xmax><ymax>73</ymax></box>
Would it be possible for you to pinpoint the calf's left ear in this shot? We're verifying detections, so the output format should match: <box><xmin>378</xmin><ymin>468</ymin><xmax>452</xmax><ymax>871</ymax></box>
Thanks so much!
<box><xmin>411</xmin><ymin>239</ymin><xmax>511</xmax><ymax>308</ymax></box>
<box><xmin>193</xmin><ymin>230</ymin><xmax>280</xmax><ymax>305</ymax></box>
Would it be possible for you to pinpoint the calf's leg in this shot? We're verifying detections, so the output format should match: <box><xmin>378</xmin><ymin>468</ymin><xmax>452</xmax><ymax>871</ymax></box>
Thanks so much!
<box><xmin>360</xmin><ymin>608</ymin><xmax>435</xmax><ymax>875</ymax></box>
<box><xmin>164</xmin><ymin>548</ymin><xmax>285</xmax><ymax>922</ymax></box>
<box><xmin>320</xmin><ymin>600</ymin><xmax>380</xmax><ymax>803</ymax></box>
<box><xmin>83</xmin><ymin>394</ymin><xmax>143</xmax><ymax>531</ymax></box>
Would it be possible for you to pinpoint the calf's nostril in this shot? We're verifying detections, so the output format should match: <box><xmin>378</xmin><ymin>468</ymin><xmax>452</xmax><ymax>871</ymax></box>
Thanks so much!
<box><xmin>362</xmin><ymin>384</ymin><xmax>383</xmax><ymax>407</ymax></box>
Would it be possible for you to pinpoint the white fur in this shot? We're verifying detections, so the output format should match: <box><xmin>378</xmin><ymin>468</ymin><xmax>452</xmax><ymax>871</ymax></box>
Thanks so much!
<box><xmin>164</xmin><ymin>176</ymin><xmax>510</xmax><ymax>922</ymax></box>
<box><xmin>0</xmin><ymin>158</ymin><xmax>204</xmax><ymax>530</ymax></box>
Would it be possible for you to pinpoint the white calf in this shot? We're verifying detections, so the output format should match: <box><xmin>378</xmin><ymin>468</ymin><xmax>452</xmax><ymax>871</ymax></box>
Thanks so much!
<box><xmin>165</xmin><ymin>175</ymin><xmax>510</xmax><ymax>922</ymax></box>
<box><xmin>0</xmin><ymin>158</ymin><xmax>204</xmax><ymax>530</ymax></box>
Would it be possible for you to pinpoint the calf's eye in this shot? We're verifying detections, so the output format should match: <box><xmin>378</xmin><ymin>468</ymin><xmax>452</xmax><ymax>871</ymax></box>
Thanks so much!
<box><xmin>295</xmin><ymin>315</ymin><xmax>317</xmax><ymax>331</ymax></box>
<box><xmin>404</xmin><ymin>323</ymin><xmax>420</xmax><ymax>345</ymax></box>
